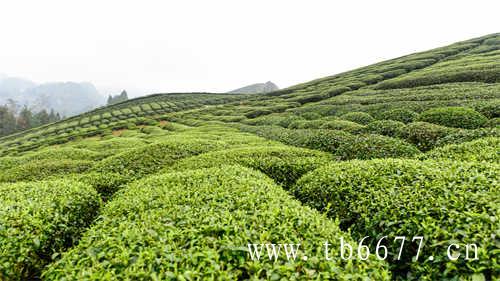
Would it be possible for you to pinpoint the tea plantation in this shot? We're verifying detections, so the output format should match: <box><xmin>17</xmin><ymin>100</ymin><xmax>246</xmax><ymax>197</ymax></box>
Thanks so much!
<box><xmin>0</xmin><ymin>34</ymin><xmax>498</xmax><ymax>280</ymax></box>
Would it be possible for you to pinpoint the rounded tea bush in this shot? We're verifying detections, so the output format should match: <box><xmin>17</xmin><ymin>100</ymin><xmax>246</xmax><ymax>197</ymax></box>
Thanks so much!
<box><xmin>379</xmin><ymin>108</ymin><xmax>418</xmax><ymax>123</ymax></box>
<box><xmin>434</xmin><ymin>127</ymin><xmax>500</xmax><ymax>146</ymax></box>
<box><xmin>423</xmin><ymin>137</ymin><xmax>499</xmax><ymax>162</ymax></box>
<box><xmin>339</xmin><ymin>112</ymin><xmax>375</xmax><ymax>125</ymax></box>
<box><xmin>364</xmin><ymin>120</ymin><xmax>406</xmax><ymax>137</ymax></box>
<box><xmin>168</xmin><ymin>145</ymin><xmax>333</xmax><ymax>188</ymax></box>
<box><xmin>294</xmin><ymin>159</ymin><xmax>499</xmax><ymax>280</ymax></box>
<box><xmin>400</xmin><ymin>122</ymin><xmax>455</xmax><ymax>151</ymax></box>
<box><xmin>0</xmin><ymin>180</ymin><xmax>101</xmax><ymax>280</ymax></box>
<box><xmin>335</xmin><ymin>134</ymin><xmax>421</xmax><ymax>160</ymax></box>
<box><xmin>417</xmin><ymin>107</ymin><xmax>488</xmax><ymax>129</ymax></box>
<box><xmin>319</xmin><ymin>119</ymin><xmax>366</xmax><ymax>134</ymax></box>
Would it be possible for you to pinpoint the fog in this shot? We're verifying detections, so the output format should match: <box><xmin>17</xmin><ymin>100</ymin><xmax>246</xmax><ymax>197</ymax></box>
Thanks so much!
<box><xmin>0</xmin><ymin>0</ymin><xmax>498</xmax><ymax>97</ymax></box>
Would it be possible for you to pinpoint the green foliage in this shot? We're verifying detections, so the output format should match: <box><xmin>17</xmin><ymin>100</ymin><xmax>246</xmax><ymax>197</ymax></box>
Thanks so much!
<box><xmin>339</xmin><ymin>112</ymin><xmax>375</xmax><ymax>125</ymax></box>
<box><xmin>417</xmin><ymin>107</ymin><xmax>488</xmax><ymax>129</ymax></box>
<box><xmin>335</xmin><ymin>134</ymin><xmax>421</xmax><ymax>160</ymax></box>
<box><xmin>319</xmin><ymin>119</ymin><xmax>366</xmax><ymax>133</ymax></box>
<box><xmin>379</xmin><ymin>108</ymin><xmax>419</xmax><ymax>123</ymax></box>
<box><xmin>0</xmin><ymin>180</ymin><xmax>101</xmax><ymax>280</ymax></box>
<box><xmin>423</xmin><ymin>137</ymin><xmax>499</xmax><ymax>162</ymax></box>
<box><xmin>294</xmin><ymin>159</ymin><xmax>499</xmax><ymax>280</ymax></box>
<box><xmin>92</xmin><ymin>138</ymin><xmax>227</xmax><ymax>178</ymax></box>
<box><xmin>485</xmin><ymin>117</ymin><xmax>500</xmax><ymax>127</ymax></box>
<box><xmin>400</xmin><ymin>122</ymin><xmax>455</xmax><ymax>151</ymax></box>
<box><xmin>0</xmin><ymin>159</ymin><xmax>93</xmax><ymax>183</ymax></box>
<box><xmin>169</xmin><ymin>146</ymin><xmax>333</xmax><ymax>188</ymax></box>
<box><xmin>364</xmin><ymin>120</ymin><xmax>406</xmax><ymax>137</ymax></box>
<box><xmin>43</xmin><ymin>166</ymin><xmax>390</xmax><ymax>280</ymax></box>
<box><xmin>435</xmin><ymin>127</ymin><xmax>500</xmax><ymax>146</ymax></box>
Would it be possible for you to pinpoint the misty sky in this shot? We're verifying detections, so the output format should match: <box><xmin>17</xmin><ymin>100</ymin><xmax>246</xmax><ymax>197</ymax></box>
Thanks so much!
<box><xmin>0</xmin><ymin>0</ymin><xmax>498</xmax><ymax>97</ymax></box>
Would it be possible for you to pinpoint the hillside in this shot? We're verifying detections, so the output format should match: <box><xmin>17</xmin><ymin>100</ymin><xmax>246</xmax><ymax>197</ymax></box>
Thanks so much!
<box><xmin>0</xmin><ymin>33</ymin><xmax>498</xmax><ymax>280</ymax></box>
<box><xmin>228</xmin><ymin>81</ymin><xmax>279</xmax><ymax>93</ymax></box>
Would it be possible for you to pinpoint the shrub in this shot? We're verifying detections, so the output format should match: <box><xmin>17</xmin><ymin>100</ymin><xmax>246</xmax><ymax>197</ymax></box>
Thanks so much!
<box><xmin>339</xmin><ymin>112</ymin><xmax>374</xmax><ymax>125</ymax></box>
<box><xmin>400</xmin><ymin>122</ymin><xmax>454</xmax><ymax>151</ymax></box>
<box><xmin>0</xmin><ymin>159</ymin><xmax>93</xmax><ymax>183</ymax></box>
<box><xmin>0</xmin><ymin>180</ymin><xmax>101</xmax><ymax>280</ymax></box>
<box><xmin>364</xmin><ymin>120</ymin><xmax>406</xmax><ymax>137</ymax></box>
<box><xmin>169</xmin><ymin>146</ymin><xmax>333</xmax><ymax>188</ymax></box>
<box><xmin>435</xmin><ymin>127</ymin><xmax>500</xmax><ymax>146</ymax></box>
<box><xmin>485</xmin><ymin>117</ymin><xmax>500</xmax><ymax>127</ymax></box>
<box><xmin>244</xmin><ymin>109</ymin><xmax>272</xmax><ymax>119</ymax></box>
<box><xmin>335</xmin><ymin>134</ymin><xmax>421</xmax><ymax>160</ymax></box>
<box><xmin>417</xmin><ymin>107</ymin><xmax>488</xmax><ymax>129</ymax></box>
<box><xmin>299</xmin><ymin>111</ymin><xmax>322</xmax><ymax>120</ymax></box>
<box><xmin>319</xmin><ymin>119</ymin><xmax>366</xmax><ymax>134</ymax></box>
<box><xmin>92</xmin><ymin>139</ymin><xmax>228</xmax><ymax>178</ymax></box>
<box><xmin>294</xmin><ymin>159</ymin><xmax>499</xmax><ymax>280</ymax></box>
<box><xmin>66</xmin><ymin>172</ymin><xmax>133</xmax><ymax>199</ymax></box>
<box><xmin>43</xmin><ymin>166</ymin><xmax>390</xmax><ymax>280</ymax></box>
<box><xmin>423</xmin><ymin>137</ymin><xmax>499</xmax><ymax>162</ymax></box>
<box><xmin>241</xmin><ymin>126</ymin><xmax>356</xmax><ymax>155</ymax></box>
<box><xmin>379</xmin><ymin>108</ymin><xmax>418</xmax><ymax>123</ymax></box>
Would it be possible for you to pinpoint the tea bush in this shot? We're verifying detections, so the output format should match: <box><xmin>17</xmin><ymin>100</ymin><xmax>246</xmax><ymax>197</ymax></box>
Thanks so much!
<box><xmin>423</xmin><ymin>137</ymin><xmax>499</xmax><ymax>162</ymax></box>
<box><xmin>335</xmin><ymin>134</ymin><xmax>421</xmax><ymax>160</ymax></box>
<box><xmin>43</xmin><ymin>166</ymin><xmax>390</xmax><ymax>280</ymax></box>
<box><xmin>319</xmin><ymin>119</ymin><xmax>366</xmax><ymax>133</ymax></box>
<box><xmin>434</xmin><ymin>127</ymin><xmax>500</xmax><ymax>146</ymax></box>
<box><xmin>417</xmin><ymin>106</ymin><xmax>488</xmax><ymax>129</ymax></box>
<box><xmin>339</xmin><ymin>112</ymin><xmax>375</xmax><ymax>125</ymax></box>
<box><xmin>168</xmin><ymin>145</ymin><xmax>333</xmax><ymax>187</ymax></box>
<box><xmin>364</xmin><ymin>120</ymin><xmax>406</xmax><ymax>137</ymax></box>
<box><xmin>485</xmin><ymin>117</ymin><xmax>500</xmax><ymax>127</ymax></box>
<box><xmin>92</xmin><ymin>138</ymin><xmax>228</xmax><ymax>178</ymax></box>
<box><xmin>0</xmin><ymin>180</ymin><xmax>101</xmax><ymax>280</ymax></box>
<box><xmin>400</xmin><ymin>122</ymin><xmax>455</xmax><ymax>151</ymax></box>
<box><xmin>0</xmin><ymin>159</ymin><xmax>93</xmax><ymax>183</ymax></box>
<box><xmin>294</xmin><ymin>159</ymin><xmax>499</xmax><ymax>280</ymax></box>
<box><xmin>379</xmin><ymin>108</ymin><xmax>419</xmax><ymax>123</ymax></box>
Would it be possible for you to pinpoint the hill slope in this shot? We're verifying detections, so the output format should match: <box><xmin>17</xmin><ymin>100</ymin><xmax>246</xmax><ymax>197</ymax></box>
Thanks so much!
<box><xmin>0</xmin><ymin>33</ymin><xmax>498</xmax><ymax>280</ymax></box>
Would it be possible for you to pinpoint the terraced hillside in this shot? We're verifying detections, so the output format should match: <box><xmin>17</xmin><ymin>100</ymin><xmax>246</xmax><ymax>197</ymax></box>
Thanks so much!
<box><xmin>0</xmin><ymin>33</ymin><xmax>498</xmax><ymax>280</ymax></box>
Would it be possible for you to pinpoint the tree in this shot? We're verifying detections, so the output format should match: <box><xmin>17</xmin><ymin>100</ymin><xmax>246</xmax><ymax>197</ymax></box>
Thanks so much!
<box><xmin>16</xmin><ymin>106</ymin><xmax>33</xmax><ymax>131</ymax></box>
<box><xmin>107</xmin><ymin>90</ymin><xmax>129</xmax><ymax>105</ymax></box>
<box><xmin>34</xmin><ymin>109</ymin><xmax>50</xmax><ymax>126</ymax></box>
<box><xmin>0</xmin><ymin>105</ymin><xmax>16</xmax><ymax>136</ymax></box>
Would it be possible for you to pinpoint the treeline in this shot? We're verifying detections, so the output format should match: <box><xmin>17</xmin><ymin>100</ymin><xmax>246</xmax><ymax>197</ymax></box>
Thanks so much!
<box><xmin>107</xmin><ymin>90</ymin><xmax>128</xmax><ymax>105</ymax></box>
<box><xmin>0</xmin><ymin>105</ymin><xmax>61</xmax><ymax>137</ymax></box>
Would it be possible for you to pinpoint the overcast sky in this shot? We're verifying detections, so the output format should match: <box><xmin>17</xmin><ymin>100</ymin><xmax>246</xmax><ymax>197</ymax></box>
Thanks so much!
<box><xmin>0</xmin><ymin>0</ymin><xmax>498</xmax><ymax>97</ymax></box>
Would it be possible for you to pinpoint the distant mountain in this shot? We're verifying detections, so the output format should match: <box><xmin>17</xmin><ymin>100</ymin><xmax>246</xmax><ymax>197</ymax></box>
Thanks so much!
<box><xmin>228</xmin><ymin>81</ymin><xmax>279</xmax><ymax>94</ymax></box>
<box><xmin>0</xmin><ymin>77</ymin><xmax>104</xmax><ymax>117</ymax></box>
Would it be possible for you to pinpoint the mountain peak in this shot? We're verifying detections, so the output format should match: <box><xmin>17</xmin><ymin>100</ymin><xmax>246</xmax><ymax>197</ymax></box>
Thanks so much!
<box><xmin>228</xmin><ymin>81</ymin><xmax>279</xmax><ymax>94</ymax></box>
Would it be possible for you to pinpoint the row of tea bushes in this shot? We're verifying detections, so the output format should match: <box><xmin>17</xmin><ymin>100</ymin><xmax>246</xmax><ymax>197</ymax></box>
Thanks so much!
<box><xmin>293</xmin><ymin>159</ymin><xmax>499</xmax><ymax>280</ymax></box>
<box><xmin>43</xmin><ymin>166</ymin><xmax>391</xmax><ymax>280</ymax></box>
<box><xmin>240</xmin><ymin>125</ymin><xmax>421</xmax><ymax>160</ymax></box>
<box><xmin>0</xmin><ymin>180</ymin><xmax>101</xmax><ymax>280</ymax></box>
<box><xmin>0</xmin><ymin>159</ymin><xmax>93</xmax><ymax>183</ymax></box>
<box><xmin>423</xmin><ymin>137</ymin><xmax>499</xmax><ymax>162</ymax></box>
<box><xmin>167</xmin><ymin>145</ymin><xmax>334</xmax><ymax>188</ymax></box>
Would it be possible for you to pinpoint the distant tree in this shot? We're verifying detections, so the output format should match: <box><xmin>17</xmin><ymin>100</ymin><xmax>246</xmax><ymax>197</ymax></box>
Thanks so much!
<box><xmin>107</xmin><ymin>90</ymin><xmax>129</xmax><ymax>105</ymax></box>
<box><xmin>119</xmin><ymin>90</ymin><xmax>128</xmax><ymax>101</ymax></box>
<box><xmin>33</xmin><ymin>109</ymin><xmax>50</xmax><ymax>127</ymax></box>
<box><xmin>16</xmin><ymin>106</ymin><xmax>32</xmax><ymax>131</ymax></box>
<box><xmin>0</xmin><ymin>105</ymin><xmax>16</xmax><ymax>136</ymax></box>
